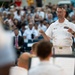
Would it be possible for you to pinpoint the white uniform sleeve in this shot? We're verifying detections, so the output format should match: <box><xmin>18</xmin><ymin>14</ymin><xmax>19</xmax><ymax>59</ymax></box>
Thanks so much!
<box><xmin>45</xmin><ymin>24</ymin><xmax>53</xmax><ymax>39</ymax></box>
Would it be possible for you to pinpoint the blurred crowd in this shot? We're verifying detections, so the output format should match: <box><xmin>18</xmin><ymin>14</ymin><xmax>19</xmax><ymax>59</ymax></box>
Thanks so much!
<box><xmin>0</xmin><ymin>2</ymin><xmax>75</xmax><ymax>55</ymax></box>
<box><xmin>0</xmin><ymin>1</ymin><xmax>75</xmax><ymax>75</ymax></box>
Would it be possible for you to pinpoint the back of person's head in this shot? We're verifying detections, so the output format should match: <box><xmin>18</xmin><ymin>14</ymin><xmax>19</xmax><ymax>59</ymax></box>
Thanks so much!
<box><xmin>37</xmin><ymin>40</ymin><xmax>53</xmax><ymax>59</ymax></box>
<box><xmin>17</xmin><ymin>52</ymin><xmax>31</xmax><ymax>70</ymax></box>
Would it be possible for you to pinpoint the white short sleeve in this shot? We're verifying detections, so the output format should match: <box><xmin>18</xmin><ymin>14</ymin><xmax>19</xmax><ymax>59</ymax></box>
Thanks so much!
<box><xmin>45</xmin><ymin>24</ymin><xmax>54</xmax><ymax>38</ymax></box>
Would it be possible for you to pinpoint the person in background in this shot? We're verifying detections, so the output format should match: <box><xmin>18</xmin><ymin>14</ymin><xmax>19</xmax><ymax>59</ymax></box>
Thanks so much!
<box><xmin>26</xmin><ymin>0</ymin><xmax>34</xmax><ymax>7</ymax></box>
<box><xmin>40</xmin><ymin>5</ymin><xmax>75</xmax><ymax>54</ymax></box>
<box><xmin>13</xmin><ymin>28</ymin><xmax>24</xmax><ymax>58</ymax></box>
<box><xmin>14</xmin><ymin>0</ymin><xmax>22</xmax><ymax>7</ymax></box>
<box><xmin>29</xmin><ymin>40</ymin><xmax>64</xmax><ymax>75</ymax></box>
<box><xmin>10</xmin><ymin>52</ymin><xmax>31</xmax><ymax>75</ymax></box>
<box><xmin>23</xmin><ymin>22</ymin><xmax>38</xmax><ymax>42</ymax></box>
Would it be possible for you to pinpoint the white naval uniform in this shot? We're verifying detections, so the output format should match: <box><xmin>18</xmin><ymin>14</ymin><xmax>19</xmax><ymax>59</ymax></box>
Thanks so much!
<box><xmin>45</xmin><ymin>19</ymin><xmax>75</xmax><ymax>54</ymax></box>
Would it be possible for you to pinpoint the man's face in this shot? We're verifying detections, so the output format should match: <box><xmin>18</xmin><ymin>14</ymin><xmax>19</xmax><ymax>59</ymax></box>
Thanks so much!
<box><xmin>56</xmin><ymin>8</ymin><xmax>66</xmax><ymax>19</ymax></box>
<box><xmin>14</xmin><ymin>29</ymin><xmax>19</xmax><ymax>36</ymax></box>
<box><xmin>29</xmin><ymin>23</ymin><xmax>33</xmax><ymax>29</ymax></box>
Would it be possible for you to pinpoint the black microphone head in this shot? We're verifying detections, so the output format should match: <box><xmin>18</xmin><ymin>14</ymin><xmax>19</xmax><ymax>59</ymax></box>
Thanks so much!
<box><xmin>31</xmin><ymin>34</ymin><xmax>34</xmax><ymax>39</ymax></box>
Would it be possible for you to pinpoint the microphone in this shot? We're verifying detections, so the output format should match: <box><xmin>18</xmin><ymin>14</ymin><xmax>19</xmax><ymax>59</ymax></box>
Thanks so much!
<box><xmin>31</xmin><ymin>34</ymin><xmax>34</xmax><ymax>39</ymax></box>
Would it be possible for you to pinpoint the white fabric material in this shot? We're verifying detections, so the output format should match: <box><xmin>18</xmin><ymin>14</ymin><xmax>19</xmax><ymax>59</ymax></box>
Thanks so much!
<box><xmin>45</xmin><ymin>19</ymin><xmax>75</xmax><ymax>54</ymax></box>
<box><xmin>46</xmin><ymin>19</ymin><xmax>75</xmax><ymax>47</ymax></box>
<box><xmin>20</xmin><ymin>10</ymin><xmax>25</xmax><ymax>16</ymax></box>
<box><xmin>29</xmin><ymin>61</ymin><xmax>64</xmax><ymax>75</ymax></box>
<box><xmin>37</xmin><ymin>11</ymin><xmax>45</xmax><ymax>19</ymax></box>
<box><xmin>14</xmin><ymin>11</ymin><xmax>21</xmax><ymax>21</ymax></box>
<box><xmin>14</xmin><ymin>14</ymin><xmax>21</xmax><ymax>21</ymax></box>
<box><xmin>23</xmin><ymin>28</ymin><xmax>38</xmax><ymax>42</ymax></box>
<box><xmin>0</xmin><ymin>25</ymin><xmax>16</xmax><ymax>66</ymax></box>
<box><xmin>10</xmin><ymin>66</ymin><xmax>28</xmax><ymax>75</ymax></box>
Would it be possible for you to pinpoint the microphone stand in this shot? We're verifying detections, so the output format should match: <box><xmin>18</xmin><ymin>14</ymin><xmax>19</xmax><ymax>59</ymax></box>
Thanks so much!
<box><xmin>53</xmin><ymin>47</ymin><xmax>55</xmax><ymax>64</ymax></box>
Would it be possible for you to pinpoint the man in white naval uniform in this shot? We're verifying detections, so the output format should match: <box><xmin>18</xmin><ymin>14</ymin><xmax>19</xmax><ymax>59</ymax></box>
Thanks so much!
<box><xmin>40</xmin><ymin>5</ymin><xmax>75</xmax><ymax>54</ymax></box>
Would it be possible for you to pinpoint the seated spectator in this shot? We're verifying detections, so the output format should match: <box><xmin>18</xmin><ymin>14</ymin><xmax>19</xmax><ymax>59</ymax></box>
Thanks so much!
<box><xmin>29</xmin><ymin>40</ymin><xmax>64</xmax><ymax>75</ymax></box>
<box><xmin>34</xmin><ymin>14</ymin><xmax>40</xmax><ymax>23</ymax></box>
<box><xmin>34</xmin><ymin>23</ymin><xmax>40</xmax><ymax>38</ymax></box>
<box><xmin>10</xmin><ymin>52</ymin><xmax>30</xmax><ymax>75</ymax></box>
<box><xmin>11</xmin><ymin>24</ymin><xmax>22</xmax><ymax>36</ymax></box>
<box><xmin>46</xmin><ymin>13</ymin><xmax>54</xmax><ymax>24</ymax></box>
<box><xmin>14</xmin><ymin>9</ymin><xmax>21</xmax><ymax>21</ymax></box>
<box><xmin>23</xmin><ymin>22</ymin><xmax>38</xmax><ymax>42</ymax></box>
<box><xmin>38</xmin><ymin>20</ymin><xmax>47</xmax><ymax>32</ymax></box>
<box><xmin>13</xmin><ymin>28</ymin><xmax>24</xmax><ymax>58</ymax></box>
<box><xmin>20</xmin><ymin>24</ymin><xmax>26</xmax><ymax>36</ymax></box>
<box><xmin>45</xmin><ymin>8</ymin><xmax>51</xmax><ymax>18</ymax></box>
<box><xmin>69</xmin><ymin>7</ymin><xmax>75</xmax><ymax>18</ymax></box>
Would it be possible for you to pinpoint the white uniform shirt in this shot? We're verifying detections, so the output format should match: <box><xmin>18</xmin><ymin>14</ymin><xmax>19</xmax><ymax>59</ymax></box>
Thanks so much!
<box><xmin>10</xmin><ymin>66</ymin><xmax>28</xmax><ymax>75</ymax></box>
<box><xmin>29</xmin><ymin>61</ymin><xmax>64</xmax><ymax>75</ymax></box>
<box><xmin>45</xmin><ymin>19</ymin><xmax>75</xmax><ymax>47</ymax></box>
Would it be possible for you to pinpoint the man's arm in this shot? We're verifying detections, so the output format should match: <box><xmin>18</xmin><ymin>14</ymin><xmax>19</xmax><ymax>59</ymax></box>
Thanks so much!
<box><xmin>39</xmin><ymin>30</ymin><xmax>50</xmax><ymax>41</ymax></box>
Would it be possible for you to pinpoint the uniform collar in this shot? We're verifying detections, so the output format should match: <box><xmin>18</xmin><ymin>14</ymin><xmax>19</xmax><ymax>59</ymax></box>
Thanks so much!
<box><xmin>55</xmin><ymin>18</ymin><xmax>69</xmax><ymax>25</ymax></box>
